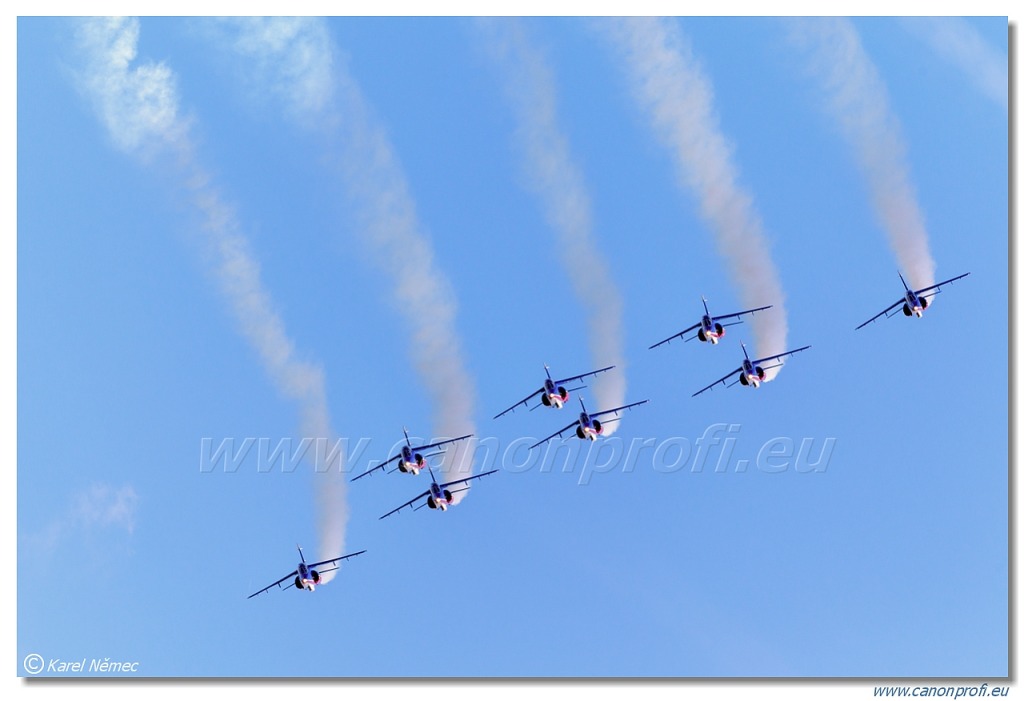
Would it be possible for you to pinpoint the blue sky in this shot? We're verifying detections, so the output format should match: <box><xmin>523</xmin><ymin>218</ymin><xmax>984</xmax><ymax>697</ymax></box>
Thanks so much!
<box><xmin>15</xmin><ymin>16</ymin><xmax>1007</xmax><ymax>679</ymax></box>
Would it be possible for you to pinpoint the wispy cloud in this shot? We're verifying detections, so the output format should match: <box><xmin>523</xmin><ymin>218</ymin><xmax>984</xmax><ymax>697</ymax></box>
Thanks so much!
<box><xmin>73</xmin><ymin>483</ymin><xmax>140</xmax><ymax>532</ymax></box>
<box><xmin>789</xmin><ymin>17</ymin><xmax>936</xmax><ymax>290</ymax></box>
<box><xmin>222</xmin><ymin>18</ymin><xmax>479</xmax><ymax>496</ymax></box>
<box><xmin>601</xmin><ymin>17</ymin><xmax>788</xmax><ymax>377</ymax></box>
<box><xmin>73</xmin><ymin>17</ymin><xmax>186</xmax><ymax>158</ymax></box>
<box><xmin>73</xmin><ymin>17</ymin><xmax>348</xmax><ymax>575</ymax></box>
<box><xmin>220</xmin><ymin>17</ymin><xmax>338</xmax><ymax>130</ymax></box>
<box><xmin>28</xmin><ymin>483</ymin><xmax>139</xmax><ymax>552</ymax></box>
<box><xmin>903</xmin><ymin>17</ymin><xmax>1007</xmax><ymax>114</ymax></box>
<box><xmin>478</xmin><ymin>18</ymin><xmax>627</xmax><ymax>428</ymax></box>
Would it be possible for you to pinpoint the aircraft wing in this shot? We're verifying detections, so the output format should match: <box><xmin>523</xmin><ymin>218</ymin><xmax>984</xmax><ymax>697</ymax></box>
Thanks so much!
<box><xmin>589</xmin><ymin>399</ymin><xmax>650</xmax><ymax>420</ymax></box>
<box><xmin>554</xmin><ymin>365</ymin><xmax>616</xmax><ymax>385</ymax></box>
<box><xmin>350</xmin><ymin>454</ymin><xmax>401</xmax><ymax>482</ymax></box>
<box><xmin>712</xmin><ymin>304</ymin><xmax>773</xmax><ymax>322</ymax></box>
<box><xmin>915</xmin><ymin>272</ymin><xmax>971</xmax><ymax>298</ymax></box>
<box><xmin>414</xmin><ymin>434</ymin><xmax>473</xmax><ymax>452</ymax></box>
<box><xmin>529</xmin><ymin>421</ymin><xmax>580</xmax><ymax>450</ymax></box>
<box><xmin>855</xmin><ymin>300</ymin><xmax>904</xmax><ymax>330</ymax></box>
<box><xmin>307</xmin><ymin>549</ymin><xmax>367</xmax><ymax>571</ymax></box>
<box><xmin>649</xmin><ymin>322</ymin><xmax>700</xmax><ymax>349</ymax></box>
<box><xmin>692</xmin><ymin>368</ymin><xmax>742</xmax><ymax>397</ymax></box>
<box><xmin>439</xmin><ymin>468</ymin><xmax>499</xmax><ymax>491</ymax></box>
<box><xmin>752</xmin><ymin>345</ymin><xmax>811</xmax><ymax>366</ymax></box>
<box><xmin>379</xmin><ymin>490</ymin><xmax>431</xmax><ymax>520</ymax></box>
<box><xmin>247</xmin><ymin>569</ymin><xmax>298</xmax><ymax>599</ymax></box>
<box><xmin>494</xmin><ymin>389</ymin><xmax>544</xmax><ymax>419</ymax></box>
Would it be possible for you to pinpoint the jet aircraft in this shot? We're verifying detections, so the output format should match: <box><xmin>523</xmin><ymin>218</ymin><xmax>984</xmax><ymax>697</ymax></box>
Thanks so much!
<box><xmin>379</xmin><ymin>467</ymin><xmax>499</xmax><ymax>520</ymax></box>
<box><xmin>247</xmin><ymin>546</ymin><xmax>366</xmax><ymax>599</ymax></box>
<box><xmin>856</xmin><ymin>271</ymin><xmax>970</xmax><ymax>330</ymax></box>
<box><xmin>692</xmin><ymin>343</ymin><xmax>811</xmax><ymax>397</ymax></box>
<box><xmin>529</xmin><ymin>396</ymin><xmax>649</xmax><ymax>450</ymax></box>
<box><xmin>650</xmin><ymin>297</ymin><xmax>772</xmax><ymax>348</ymax></box>
<box><xmin>494</xmin><ymin>363</ymin><xmax>615</xmax><ymax>418</ymax></box>
<box><xmin>351</xmin><ymin>428</ymin><xmax>472</xmax><ymax>482</ymax></box>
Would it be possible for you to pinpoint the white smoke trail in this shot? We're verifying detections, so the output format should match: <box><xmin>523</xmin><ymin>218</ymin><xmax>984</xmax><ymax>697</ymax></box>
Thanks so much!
<box><xmin>602</xmin><ymin>17</ymin><xmax>788</xmax><ymax>378</ymax></box>
<box><xmin>73</xmin><ymin>17</ymin><xmax>348</xmax><ymax>578</ymax></box>
<box><xmin>903</xmin><ymin>17</ymin><xmax>1007</xmax><ymax>114</ymax></box>
<box><xmin>789</xmin><ymin>17</ymin><xmax>936</xmax><ymax>291</ymax></box>
<box><xmin>478</xmin><ymin>18</ymin><xmax>626</xmax><ymax>430</ymax></box>
<box><xmin>223</xmin><ymin>18</ymin><xmax>478</xmax><ymax>498</ymax></box>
